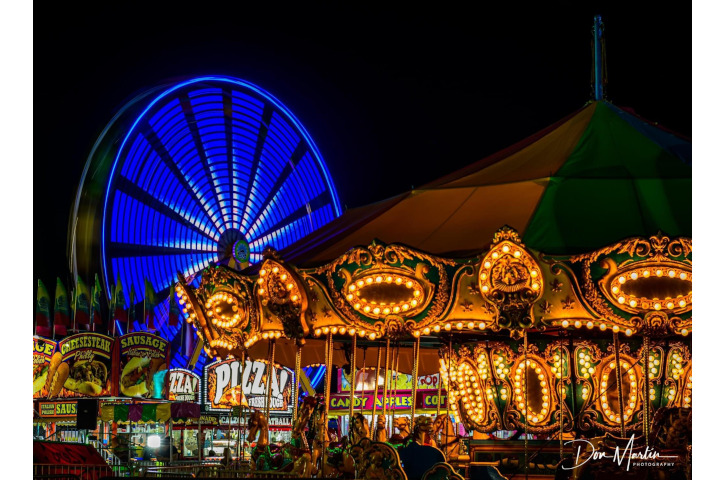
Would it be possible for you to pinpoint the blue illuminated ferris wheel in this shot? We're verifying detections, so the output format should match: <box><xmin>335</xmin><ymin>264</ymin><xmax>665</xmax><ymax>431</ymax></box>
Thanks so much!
<box><xmin>73</xmin><ymin>76</ymin><xmax>341</xmax><ymax>371</ymax></box>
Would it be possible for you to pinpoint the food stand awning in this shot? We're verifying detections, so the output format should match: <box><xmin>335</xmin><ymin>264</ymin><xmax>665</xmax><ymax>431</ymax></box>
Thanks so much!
<box><xmin>100</xmin><ymin>402</ymin><xmax>200</xmax><ymax>423</ymax></box>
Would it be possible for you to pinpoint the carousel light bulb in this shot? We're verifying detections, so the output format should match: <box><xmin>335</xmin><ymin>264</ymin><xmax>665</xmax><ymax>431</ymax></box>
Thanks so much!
<box><xmin>562</xmin><ymin>320</ymin><xmax>569</xmax><ymax>328</ymax></box>
<box><xmin>257</xmin><ymin>278</ymin><xmax>264</xmax><ymax>284</ymax></box>
<box><xmin>322</xmin><ymin>327</ymin><xmax>329</xmax><ymax>334</ymax></box>
<box><xmin>613</xmin><ymin>325</ymin><xmax>620</xmax><ymax>333</ymax></box>
<box><xmin>423</xmin><ymin>327</ymin><xmax>430</xmax><ymax>335</ymax></box>
<box><xmin>656</xmin><ymin>270</ymin><xmax>663</xmax><ymax>277</ymax></box>
<box><xmin>586</xmin><ymin>321</ymin><xmax>594</xmax><ymax>329</ymax></box>
<box><xmin>291</xmin><ymin>295</ymin><xmax>299</xmax><ymax>302</ymax></box>
<box><xmin>680</xmin><ymin>272</ymin><xmax>687</xmax><ymax>280</ymax></box>
<box><xmin>484</xmin><ymin>261</ymin><xmax>491</xmax><ymax>269</ymax></box>
<box><xmin>258</xmin><ymin>288</ymin><xmax>265</xmax><ymax>295</ymax></box>
<box><xmin>681</xmin><ymin>328</ymin><xmax>688</xmax><ymax>336</ymax></box>
<box><xmin>514</xmin><ymin>250</ymin><xmax>522</xmax><ymax>258</ymax></box>
<box><xmin>272</xmin><ymin>267</ymin><xmax>279</xmax><ymax>273</ymax></box>
<box><xmin>354</xmin><ymin>303</ymin><xmax>361</xmax><ymax>310</ymax></box>
<box><xmin>630</xmin><ymin>300</ymin><xmax>637</xmax><ymax>308</ymax></box>
<box><xmin>482</xmin><ymin>285</ymin><xmax>489</xmax><ymax>293</ymax></box>
<box><xmin>630</xmin><ymin>272</ymin><xmax>638</xmax><ymax>280</ymax></box>
<box><xmin>369</xmin><ymin>333</ymin><xmax>376</xmax><ymax>340</ymax></box>
<box><xmin>668</xmin><ymin>270</ymin><xmax>676</xmax><ymax>278</ymax></box>
<box><xmin>502</xmin><ymin>245</ymin><xmax>510</xmax><ymax>253</ymax></box>
<box><xmin>331</xmin><ymin>327</ymin><xmax>338</xmax><ymax>334</ymax></box>
<box><xmin>625</xmin><ymin>329</ymin><xmax>633</xmax><ymax>336</ymax></box>
<box><xmin>349</xmin><ymin>329</ymin><xmax>356</xmax><ymax>336</ymax></box>
<box><xmin>618</xmin><ymin>296</ymin><xmax>626</xmax><ymax>304</ymax></box>
<box><xmin>433</xmin><ymin>325</ymin><xmax>441</xmax><ymax>332</ymax></box>
<box><xmin>375</xmin><ymin>276</ymin><xmax>383</xmax><ymax>283</ymax></box>
<box><xmin>445</xmin><ymin>323</ymin><xmax>451</xmax><ymax>331</ymax></box>
<box><xmin>599</xmin><ymin>323</ymin><xmax>607</xmax><ymax>331</ymax></box>
<box><xmin>574</xmin><ymin>321</ymin><xmax>582</xmax><ymax>328</ymax></box>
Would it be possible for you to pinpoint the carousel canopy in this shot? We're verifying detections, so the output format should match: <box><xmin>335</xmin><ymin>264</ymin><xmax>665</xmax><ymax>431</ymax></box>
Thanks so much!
<box><xmin>282</xmin><ymin>101</ymin><xmax>691</xmax><ymax>265</ymax></box>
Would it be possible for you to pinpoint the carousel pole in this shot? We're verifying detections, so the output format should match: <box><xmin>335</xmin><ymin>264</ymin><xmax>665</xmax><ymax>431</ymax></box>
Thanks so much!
<box><xmin>382</xmin><ymin>336</ymin><xmax>391</xmax><ymax>434</ymax></box>
<box><xmin>613</xmin><ymin>331</ymin><xmax>627</xmax><ymax>437</ymax></box>
<box><xmin>643</xmin><ymin>332</ymin><xmax>651</xmax><ymax>447</ymax></box>
<box><xmin>410</xmin><ymin>336</ymin><xmax>420</xmax><ymax>429</ymax></box>
<box><xmin>524</xmin><ymin>330</ymin><xmax>529</xmax><ymax>480</ymax></box>
<box><xmin>568</xmin><ymin>334</ymin><xmax>578</xmax><ymax>436</ymax></box>
<box><xmin>294</xmin><ymin>344</ymin><xmax>302</xmax><ymax>423</ymax></box>
<box><xmin>391</xmin><ymin>342</ymin><xmax>400</xmax><ymax>434</ymax></box>
<box><xmin>360</xmin><ymin>347</ymin><xmax>367</xmax><ymax>420</ymax></box>
<box><xmin>324</xmin><ymin>332</ymin><xmax>333</xmax><ymax>479</ymax></box>
<box><xmin>265</xmin><ymin>340</ymin><xmax>276</xmax><ymax>422</ymax></box>
<box><xmin>238</xmin><ymin>351</ymin><xmax>246</xmax><ymax>461</ymax></box>
<box><xmin>372</xmin><ymin>343</ymin><xmax>382</xmax><ymax>424</ymax></box>
<box><xmin>447</xmin><ymin>334</ymin><xmax>454</xmax><ymax>446</ymax></box>
<box><xmin>558</xmin><ymin>332</ymin><xmax>564</xmax><ymax>461</ymax></box>
<box><xmin>349</xmin><ymin>335</ymin><xmax>357</xmax><ymax>432</ymax></box>
<box><xmin>436</xmin><ymin>359</ymin><xmax>442</xmax><ymax>419</ymax></box>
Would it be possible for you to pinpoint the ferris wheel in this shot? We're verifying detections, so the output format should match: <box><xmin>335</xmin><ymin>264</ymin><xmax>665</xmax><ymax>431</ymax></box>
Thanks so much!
<box><xmin>74</xmin><ymin>76</ymin><xmax>342</xmax><ymax>370</ymax></box>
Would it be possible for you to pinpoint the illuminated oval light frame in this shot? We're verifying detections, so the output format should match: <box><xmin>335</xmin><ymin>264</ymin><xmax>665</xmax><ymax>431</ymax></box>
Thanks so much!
<box><xmin>344</xmin><ymin>272</ymin><xmax>428</xmax><ymax>319</ymax></box>
<box><xmin>605</xmin><ymin>264</ymin><xmax>692</xmax><ymax>314</ymax></box>
<box><xmin>204</xmin><ymin>289</ymin><xmax>244</xmax><ymax>330</ymax></box>
<box><xmin>597</xmin><ymin>356</ymin><xmax>640</xmax><ymax>425</ymax></box>
<box><xmin>512</xmin><ymin>357</ymin><xmax>552</xmax><ymax>425</ymax></box>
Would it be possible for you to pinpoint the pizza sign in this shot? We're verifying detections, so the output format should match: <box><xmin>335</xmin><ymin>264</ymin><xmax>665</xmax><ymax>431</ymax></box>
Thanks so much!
<box><xmin>168</xmin><ymin>369</ymin><xmax>200</xmax><ymax>403</ymax></box>
<box><xmin>204</xmin><ymin>359</ymin><xmax>293</xmax><ymax>411</ymax></box>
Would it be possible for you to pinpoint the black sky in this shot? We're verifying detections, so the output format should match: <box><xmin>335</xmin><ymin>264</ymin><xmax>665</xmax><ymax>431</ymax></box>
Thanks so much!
<box><xmin>34</xmin><ymin>4</ymin><xmax>691</xmax><ymax>294</ymax></box>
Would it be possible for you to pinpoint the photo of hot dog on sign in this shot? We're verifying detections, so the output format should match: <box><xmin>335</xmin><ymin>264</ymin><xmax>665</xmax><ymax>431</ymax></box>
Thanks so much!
<box><xmin>51</xmin><ymin>333</ymin><xmax>114</xmax><ymax>398</ymax></box>
<box><xmin>119</xmin><ymin>333</ymin><xmax>169</xmax><ymax>399</ymax></box>
<box><xmin>33</xmin><ymin>337</ymin><xmax>58</xmax><ymax>398</ymax></box>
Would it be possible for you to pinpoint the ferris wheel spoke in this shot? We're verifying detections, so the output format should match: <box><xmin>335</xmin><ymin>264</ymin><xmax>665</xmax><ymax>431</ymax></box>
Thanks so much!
<box><xmin>179</xmin><ymin>92</ymin><xmax>232</xmax><ymax>232</ymax></box>
<box><xmin>139</xmin><ymin>121</ymin><xmax>225</xmax><ymax>237</ymax></box>
<box><xmin>108</xmin><ymin>242</ymin><xmax>216</xmax><ymax>258</ymax></box>
<box><xmin>243</xmin><ymin>139</ymin><xmax>307</xmax><ymax>231</ymax></box>
<box><xmin>222</xmin><ymin>87</ymin><xmax>239</xmax><ymax>231</ymax></box>
<box><xmin>248</xmin><ymin>191</ymin><xmax>332</xmax><ymax>250</ymax></box>
<box><xmin>240</xmin><ymin>103</ymin><xmax>274</xmax><ymax>232</ymax></box>
<box><xmin>115</xmin><ymin>176</ymin><xmax>219</xmax><ymax>242</ymax></box>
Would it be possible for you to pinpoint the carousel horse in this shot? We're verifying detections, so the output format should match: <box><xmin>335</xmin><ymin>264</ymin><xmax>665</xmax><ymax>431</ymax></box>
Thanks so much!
<box><xmin>350</xmin><ymin>412</ymin><xmax>371</xmax><ymax>445</ymax></box>
<box><xmin>431</xmin><ymin>414</ymin><xmax>460</xmax><ymax>458</ymax></box>
<box><xmin>247</xmin><ymin>409</ymin><xmax>269</xmax><ymax>448</ymax></box>
<box><xmin>393</xmin><ymin>416</ymin><xmax>411</xmax><ymax>440</ymax></box>
<box><xmin>292</xmin><ymin>396</ymin><xmax>316</xmax><ymax>449</ymax></box>
<box><xmin>311</xmin><ymin>405</ymin><xmax>330</xmax><ymax>476</ymax></box>
<box><xmin>412</xmin><ymin>416</ymin><xmax>434</xmax><ymax>445</ymax></box>
<box><xmin>374</xmin><ymin>414</ymin><xmax>388</xmax><ymax>442</ymax></box>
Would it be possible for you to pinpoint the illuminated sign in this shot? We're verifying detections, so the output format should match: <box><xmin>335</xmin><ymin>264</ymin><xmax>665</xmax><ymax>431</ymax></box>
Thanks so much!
<box><xmin>33</xmin><ymin>337</ymin><xmax>57</xmax><ymax>399</ymax></box>
<box><xmin>39</xmin><ymin>402</ymin><xmax>77</xmax><ymax>418</ymax></box>
<box><xmin>339</xmin><ymin>370</ymin><xmax>441</xmax><ymax>392</ymax></box>
<box><xmin>328</xmin><ymin>390</ymin><xmax>447</xmax><ymax>411</ymax></box>
<box><xmin>168</xmin><ymin>369</ymin><xmax>200</xmax><ymax>403</ymax></box>
<box><xmin>56</xmin><ymin>333</ymin><xmax>114</xmax><ymax>398</ymax></box>
<box><xmin>204</xmin><ymin>359</ymin><xmax>293</xmax><ymax>411</ymax></box>
<box><xmin>119</xmin><ymin>333</ymin><xmax>169</xmax><ymax>399</ymax></box>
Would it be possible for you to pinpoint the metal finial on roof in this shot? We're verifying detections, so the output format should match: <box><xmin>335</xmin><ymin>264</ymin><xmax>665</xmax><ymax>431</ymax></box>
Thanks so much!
<box><xmin>592</xmin><ymin>15</ymin><xmax>607</xmax><ymax>101</ymax></box>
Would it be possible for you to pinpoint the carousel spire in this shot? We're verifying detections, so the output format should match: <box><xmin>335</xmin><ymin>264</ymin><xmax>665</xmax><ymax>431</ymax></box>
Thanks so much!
<box><xmin>592</xmin><ymin>14</ymin><xmax>607</xmax><ymax>101</ymax></box>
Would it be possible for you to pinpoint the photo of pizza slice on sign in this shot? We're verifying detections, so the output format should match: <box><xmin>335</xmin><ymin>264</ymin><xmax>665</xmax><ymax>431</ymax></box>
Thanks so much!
<box><xmin>218</xmin><ymin>384</ymin><xmax>249</xmax><ymax>408</ymax></box>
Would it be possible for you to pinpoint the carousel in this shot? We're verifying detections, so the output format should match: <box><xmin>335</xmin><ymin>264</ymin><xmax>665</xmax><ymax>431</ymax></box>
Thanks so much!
<box><xmin>174</xmin><ymin>91</ymin><xmax>692</xmax><ymax>480</ymax></box>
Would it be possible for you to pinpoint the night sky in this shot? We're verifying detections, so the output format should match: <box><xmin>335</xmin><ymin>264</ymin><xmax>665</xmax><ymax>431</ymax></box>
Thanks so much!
<box><xmin>34</xmin><ymin>4</ymin><xmax>691</xmax><ymax>296</ymax></box>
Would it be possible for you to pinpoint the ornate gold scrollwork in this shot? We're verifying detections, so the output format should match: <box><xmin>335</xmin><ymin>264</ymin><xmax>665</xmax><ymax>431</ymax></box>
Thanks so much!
<box><xmin>478</xmin><ymin>227</ymin><xmax>543</xmax><ymax>335</ymax></box>
<box><xmin>571</xmin><ymin>233</ymin><xmax>692</xmax><ymax>335</ymax></box>
<box><xmin>176</xmin><ymin>266</ymin><xmax>257</xmax><ymax>359</ymax></box>
<box><xmin>349</xmin><ymin>438</ymin><xmax>407</xmax><ymax>480</ymax></box>
<box><xmin>255</xmin><ymin>251</ymin><xmax>310</xmax><ymax>344</ymax></box>
<box><xmin>317</xmin><ymin>241</ymin><xmax>456</xmax><ymax>338</ymax></box>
